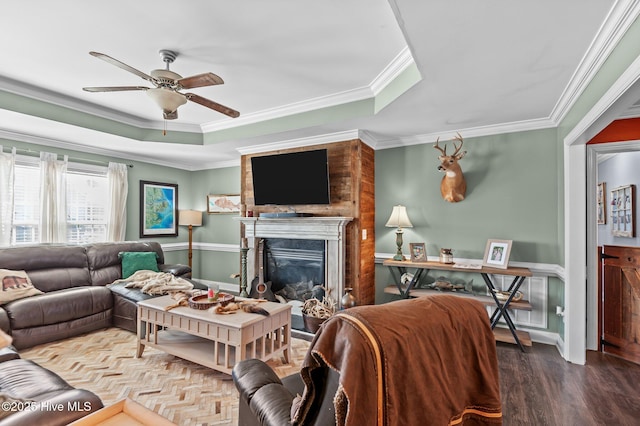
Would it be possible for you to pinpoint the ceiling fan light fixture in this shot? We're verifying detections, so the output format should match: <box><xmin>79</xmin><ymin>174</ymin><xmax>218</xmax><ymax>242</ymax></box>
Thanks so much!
<box><xmin>146</xmin><ymin>87</ymin><xmax>187</xmax><ymax>113</ymax></box>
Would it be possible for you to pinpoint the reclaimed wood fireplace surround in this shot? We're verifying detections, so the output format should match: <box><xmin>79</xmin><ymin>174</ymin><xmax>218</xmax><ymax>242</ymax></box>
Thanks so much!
<box><xmin>240</xmin><ymin>139</ymin><xmax>375</xmax><ymax>306</ymax></box>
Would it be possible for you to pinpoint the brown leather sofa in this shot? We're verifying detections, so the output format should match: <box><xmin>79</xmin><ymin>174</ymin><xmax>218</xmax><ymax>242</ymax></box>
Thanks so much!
<box><xmin>0</xmin><ymin>345</ymin><xmax>103</xmax><ymax>426</ymax></box>
<box><xmin>233</xmin><ymin>296</ymin><xmax>503</xmax><ymax>426</ymax></box>
<box><xmin>0</xmin><ymin>241</ymin><xmax>192</xmax><ymax>349</ymax></box>
<box><xmin>0</xmin><ymin>241</ymin><xmax>193</xmax><ymax>425</ymax></box>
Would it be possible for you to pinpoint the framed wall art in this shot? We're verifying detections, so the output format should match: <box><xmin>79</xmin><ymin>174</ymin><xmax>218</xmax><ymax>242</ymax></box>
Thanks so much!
<box><xmin>409</xmin><ymin>242</ymin><xmax>427</xmax><ymax>262</ymax></box>
<box><xmin>207</xmin><ymin>194</ymin><xmax>241</xmax><ymax>214</ymax></box>
<box><xmin>610</xmin><ymin>184</ymin><xmax>635</xmax><ymax>237</ymax></box>
<box><xmin>597</xmin><ymin>182</ymin><xmax>606</xmax><ymax>225</ymax></box>
<box><xmin>140</xmin><ymin>180</ymin><xmax>178</xmax><ymax>238</ymax></box>
<box><xmin>483</xmin><ymin>239</ymin><xmax>512</xmax><ymax>269</ymax></box>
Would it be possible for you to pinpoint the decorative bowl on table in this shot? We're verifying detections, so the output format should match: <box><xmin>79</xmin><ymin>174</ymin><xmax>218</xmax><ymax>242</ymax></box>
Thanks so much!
<box><xmin>188</xmin><ymin>292</ymin><xmax>235</xmax><ymax>310</ymax></box>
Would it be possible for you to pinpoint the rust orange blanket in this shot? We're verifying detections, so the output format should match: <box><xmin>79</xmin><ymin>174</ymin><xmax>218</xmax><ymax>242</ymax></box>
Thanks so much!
<box><xmin>293</xmin><ymin>295</ymin><xmax>502</xmax><ymax>425</ymax></box>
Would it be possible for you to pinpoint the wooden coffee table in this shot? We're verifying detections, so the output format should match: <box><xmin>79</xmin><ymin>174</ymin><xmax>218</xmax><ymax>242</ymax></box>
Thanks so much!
<box><xmin>136</xmin><ymin>295</ymin><xmax>291</xmax><ymax>374</ymax></box>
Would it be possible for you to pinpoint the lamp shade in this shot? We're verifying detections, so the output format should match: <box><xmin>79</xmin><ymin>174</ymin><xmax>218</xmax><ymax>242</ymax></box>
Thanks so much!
<box><xmin>385</xmin><ymin>205</ymin><xmax>413</xmax><ymax>228</ymax></box>
<box><xmin>147</xmin><ymin>87</ymin><xmax>187</xmax><ymax>113</ymax></box>
<box><xmin>179</xmin><ymin>210</ymin><xmax>202</xmax><ymax>227</ymax></box>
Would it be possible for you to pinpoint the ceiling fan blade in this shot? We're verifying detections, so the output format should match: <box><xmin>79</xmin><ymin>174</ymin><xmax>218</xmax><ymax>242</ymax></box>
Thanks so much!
<box><xmin>88</xmin><ymin>51</ymin><xmax>154</xmax><ymax>83</ymax></box>
<box><xmin>83</xmin><ymin>86</ymin><xmax>149</xmax><ymax>92</ymax></box>
<box><xmin>185</xmin><ymin>93</ymin><xmax>240</xmax><ymax>118</ymax></box>
<box><xmin>177</xmin><ymin>73</ymin><xmax>224</xmax><ymax>89</ymax></box>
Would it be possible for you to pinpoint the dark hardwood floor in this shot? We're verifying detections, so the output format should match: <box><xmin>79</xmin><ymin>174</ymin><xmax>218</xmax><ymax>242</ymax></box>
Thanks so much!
<box><xmin>497</xmin><ymin>342</ymin><xmax>640</xmax><ymax>425</ymax></box>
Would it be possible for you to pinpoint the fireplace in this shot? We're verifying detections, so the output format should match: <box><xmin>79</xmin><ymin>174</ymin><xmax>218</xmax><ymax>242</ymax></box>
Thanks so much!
<box><xmin>264</xmin><ymin>238</ymin><xmax>326</xmax><ymax>302</ymax></box>
<box><xmin>238</xmin><ymin>216</ymin><xmax>352</xmax><ymax>334</ymax></box>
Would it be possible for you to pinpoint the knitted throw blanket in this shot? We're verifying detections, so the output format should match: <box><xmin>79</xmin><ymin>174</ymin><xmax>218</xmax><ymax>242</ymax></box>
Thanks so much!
<box><xmin>111</xmin><ymin>270</ymin><xmax>194</xmax><ymax>295</ymax></box>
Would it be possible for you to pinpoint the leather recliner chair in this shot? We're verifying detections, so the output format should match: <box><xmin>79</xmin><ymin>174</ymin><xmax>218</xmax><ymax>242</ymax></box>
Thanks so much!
<box><xmin>233</xmin><ymin>295</ymin><xmax>504</xmax><ymax>426</ymax></box>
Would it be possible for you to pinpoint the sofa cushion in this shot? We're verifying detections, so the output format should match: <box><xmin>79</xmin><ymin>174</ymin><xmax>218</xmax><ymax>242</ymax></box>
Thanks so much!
<box><xmin>0</xmin><ymin>269</ymin><xmax>43</xmax><ymax>304</ymax></box>
<box><xmin>119</xmin><ymin>251</ymin><xmax>159</xmax><ymax>278</ymax></box>
<box><xmin>86</xmin><ymin>241</ymin><xmax>165</xmax><ymax>286</ymax></box>
<box><xmin>0</xmin><ymin>245</ymin><xmax>90</xmax><ymax>293</ymax></box>
<box><xmin>4</xmin><ymin>287</ymin><xmax>113</xmax><ymax>330</ymax></box>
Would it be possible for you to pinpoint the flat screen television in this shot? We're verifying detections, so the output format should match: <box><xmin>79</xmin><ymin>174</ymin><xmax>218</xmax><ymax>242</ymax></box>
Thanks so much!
<box><xmin>251</xmin><ymin>149</ymin><xmax>330</xmax><ymax>205</ymax></box>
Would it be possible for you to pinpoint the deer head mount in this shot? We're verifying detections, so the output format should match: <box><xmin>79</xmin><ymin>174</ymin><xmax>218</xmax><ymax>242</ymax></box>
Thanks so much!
<box><xmin>434</xmin><ymin>133</ymin><xmax>467</xmax><ymax>203</ymax></box>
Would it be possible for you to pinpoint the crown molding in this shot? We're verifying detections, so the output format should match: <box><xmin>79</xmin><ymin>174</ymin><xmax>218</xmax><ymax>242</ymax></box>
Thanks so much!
<box><xmin>550</xmin><ymin>0</ymin><xmax>640</xmax><ymax>124</ymax></box>
<box><xmin>202</xmin><ymin>48</ymin><xmax>415</xmax><ymax>134</ymax></box>
<box><xmin>370</xmin><ymin>46</ymin><xmax>415</xmax><ymax>95</ymax></box>
<box><xmin>372</xmin><ymin>117</ymin><xmax>556</xmax><ymax>151</ymax></box>
<box><xmin>564</xmin><ymin>51</ymin><xmax>640</xmax><ymax>146</ymax></box>
<box><xmin>0</xmin><ymin>75</ymin><xmax>201</xmax><ymax>134</ymax></box>
<box><xmin>236</xmin><ymin>130</ymin><xmax>363</xmax><ymax>155</ymax></box>
<box><xmin>0</xmin><ymin>127</ymin><xmax>198</xmax><ymax>170</ymax></box>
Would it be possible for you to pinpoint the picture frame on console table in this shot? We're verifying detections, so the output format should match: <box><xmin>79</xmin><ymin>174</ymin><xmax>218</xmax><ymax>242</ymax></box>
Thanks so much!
<box><xmin>140</xmin><ymin>180</ymin><xmax>178</xmax><ymax>238</ymax></box>
<box><xmin>207</xmin><ymin>194</ymin><xmax>241</xmax><ymax>214</ymax></box>
<box><xmin>409</xmin><ymin>242</ymin><xmax>427</xmax><ymax>262</ymax></box>
<box><xmin>482</xmin><ymin>239</ymin><xmax>512</xmax><ymax>269</ymax></box>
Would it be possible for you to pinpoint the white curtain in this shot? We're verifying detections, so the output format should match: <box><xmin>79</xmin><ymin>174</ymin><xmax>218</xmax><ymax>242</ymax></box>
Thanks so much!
<box><xmin>39</xmin><ymin>152</ymin><xmax>68</xmax><ymax>243</ymax></box>
<box><xmin>0</xmin><ymin>147</ymin><xmax>16</xmax><ymax>246</ymax></box>
<box><xmin>106</xmin><ymin>162</ymin><xmax>128</xmax><ymax>242</ymax></box>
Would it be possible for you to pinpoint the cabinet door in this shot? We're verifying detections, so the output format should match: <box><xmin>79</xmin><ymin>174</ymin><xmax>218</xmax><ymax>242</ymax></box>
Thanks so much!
<box><xmin>601</xmin><ymin>245</ymin><xmax>640</xmax><ymax>364</ymax></box>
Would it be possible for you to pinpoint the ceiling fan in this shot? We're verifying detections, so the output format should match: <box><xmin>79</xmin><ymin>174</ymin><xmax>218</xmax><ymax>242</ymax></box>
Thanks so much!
<box><xmin>83</xmin><ymin>50</ymin><xmax>240</xmax><ymax>120</ymax></box>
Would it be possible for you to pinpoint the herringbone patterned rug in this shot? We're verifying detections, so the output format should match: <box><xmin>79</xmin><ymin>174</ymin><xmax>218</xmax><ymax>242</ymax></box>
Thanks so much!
<box><xmin>19</xmin><ymin>327</ymin><xmax>310</xmax><ymax>425</ymax></box>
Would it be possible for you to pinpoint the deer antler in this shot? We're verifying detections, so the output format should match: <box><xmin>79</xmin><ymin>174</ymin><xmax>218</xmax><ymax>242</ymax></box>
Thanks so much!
<box><xmin>433</xmin><ymin>137</ymin><xmax>447</xmax><ymax>156</ymax></box>
<box><xmin>451</xmin><ymin>132</ymin><xmax>464</xmax><ymax>156</ymax></box>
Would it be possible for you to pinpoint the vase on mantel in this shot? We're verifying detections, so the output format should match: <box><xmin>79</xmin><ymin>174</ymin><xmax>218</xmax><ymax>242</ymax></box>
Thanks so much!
<box><xmin>341</xmin><ymin>287</ymin><xmax>357</xmax><ymax>309</ymax></box>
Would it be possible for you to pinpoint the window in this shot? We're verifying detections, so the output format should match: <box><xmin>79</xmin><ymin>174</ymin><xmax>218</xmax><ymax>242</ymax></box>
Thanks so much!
<box><xmin>13</xmin><ymin>157</ymin><xmax>40</xmax><ymax>244</ymax></box>
<box><xmin>66</xmin><ymin>164</ymin><xmax>109</xmax><ymax>244</ymax></box>
<box><xmin>10</xmin><ymin>156</ymin><xmax>109</xmax><ymax>245</ymax></box>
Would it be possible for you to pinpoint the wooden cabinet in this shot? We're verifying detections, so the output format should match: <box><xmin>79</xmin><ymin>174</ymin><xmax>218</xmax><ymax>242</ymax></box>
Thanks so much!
<box><xmin>240</xmin><ymin>139</ymin><xmax>375</xmax><ymax>305</ymax></box>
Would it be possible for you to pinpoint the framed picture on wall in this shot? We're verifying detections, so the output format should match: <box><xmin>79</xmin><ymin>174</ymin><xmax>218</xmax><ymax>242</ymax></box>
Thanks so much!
<box><xmin>139</xmin><ymin>180</ymin><xmax>178</xmax><ymax>238</ymax></box>
<box><xmin>207</xmin><ymin>194</ymin><xmax>241</xmax><ymax>214</ymax></box>
<box><xmin>597</xmin><ymin>182</ymin><xmax>606</xmax><ymax>224</ymax></box>
<box><xmin>482</xmin><ymin>239</ymin><xmax>512</xmax><ymax>269</ymax></box>
<box><xmin>610</xmin><ymin>184</ymin><xmax>635</xmax><ymax>237</ymax></box>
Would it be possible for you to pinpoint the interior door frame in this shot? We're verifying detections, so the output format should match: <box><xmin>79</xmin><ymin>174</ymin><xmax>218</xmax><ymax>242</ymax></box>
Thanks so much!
<box><xmin>588</xmin><ymin>141</ymin><xmax>640</xmax><ymax>353</ymax></box>
<box><xmin>565</xmin><ymin>56</ymin><xmax>640</xmax><ymax>365</ymax></box>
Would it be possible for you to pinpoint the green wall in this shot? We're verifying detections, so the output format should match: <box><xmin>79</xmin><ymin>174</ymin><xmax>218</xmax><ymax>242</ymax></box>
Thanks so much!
<box><xmin>374</xmin><ymin>128</ymin><xmax>563</xmax><ymax>333</ymax></box>
<box><xmin>375</xmin><ymin>128</ymin><xmax>560</xmax><ymax>262</ymax></box>
<box><xmin>190</xmin><ymin>167</ymin><xmax>242</xmax><ymax>285</ymax></box>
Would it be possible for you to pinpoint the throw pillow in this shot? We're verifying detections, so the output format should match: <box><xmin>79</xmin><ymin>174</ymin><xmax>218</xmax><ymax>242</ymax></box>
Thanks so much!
<box><xmin>119</xmin><ymin>251</ymin><xmax>159</xmax><ymax>279</ymax></box>
<box><xmin>0</xmin><ymin>269</ymin><xmax>43</xmax><ymax>304</ymax></box>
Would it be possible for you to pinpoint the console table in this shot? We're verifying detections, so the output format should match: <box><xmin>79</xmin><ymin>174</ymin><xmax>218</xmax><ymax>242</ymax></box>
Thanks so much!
<box><xmin>383</xmin><ymin>259</ymin><xmax>533</xmax><ymax>351</ymax></box>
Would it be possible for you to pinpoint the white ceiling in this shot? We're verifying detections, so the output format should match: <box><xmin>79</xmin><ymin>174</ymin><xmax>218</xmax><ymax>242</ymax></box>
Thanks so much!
<box><xmin>0</xmin><ymin>0</ymin><xmax>632</xmax><ymax>170</ymax></box>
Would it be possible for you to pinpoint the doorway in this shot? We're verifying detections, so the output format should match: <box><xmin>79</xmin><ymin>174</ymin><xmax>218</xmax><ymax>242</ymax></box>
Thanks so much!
<box><xmin>591</xmin><ymin>132</ymin><xmax>640</xmax><ymax>364</ymax></box>
<box><xmin>586</xmin><ymin>136</ymin><xmax>640</xmax><ymax>362</ymax></box>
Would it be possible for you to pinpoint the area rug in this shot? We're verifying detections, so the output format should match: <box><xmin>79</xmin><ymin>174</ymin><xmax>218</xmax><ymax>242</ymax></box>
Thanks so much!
<box><xmin>19</xmin><ymin>327</ymin><xmax>310</xmax><ymax>425</ymax></box>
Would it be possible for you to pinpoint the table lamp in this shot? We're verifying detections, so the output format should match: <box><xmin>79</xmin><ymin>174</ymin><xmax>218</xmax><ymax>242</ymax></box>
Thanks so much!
<box><xmin>385</xmin><ymin>205</ymin><xmax>413</xmax><ymax>261</ymax></box>
<box><xmin>179</xmin><ymin>209</ymin><xmax>202</xmax><ymax>269</ymax></box>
